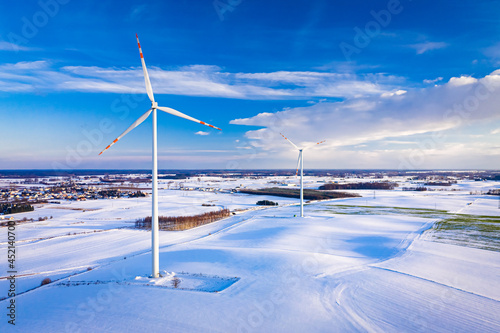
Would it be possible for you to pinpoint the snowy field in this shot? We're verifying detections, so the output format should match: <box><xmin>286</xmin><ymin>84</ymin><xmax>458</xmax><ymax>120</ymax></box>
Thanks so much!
<box><xmin>1</xmin><ymin>177</ymin><xmax>500</xmax><ymax>332</ymax></box>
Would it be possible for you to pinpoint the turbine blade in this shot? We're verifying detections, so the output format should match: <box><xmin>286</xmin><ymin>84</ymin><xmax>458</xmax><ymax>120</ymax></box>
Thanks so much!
<box><xmin>280</xmin><ymin>133</ymin><xmax>299</xmax><ymax>150</ymax></box>
<box><xmin>136</xmin><ymin>34</ymin><xmax>155</xmax><ymax>103</ymax></box>
<box><xmin>295</xmin><ymin>152</ymin><xmax>301</xmax><ymax>177</ymax></box>
<box><xmin>99</xmin><ymin>109</ymin><xmax>152</xmax><ymax>155</ymax></box>
<box><xmin>157</xmin><ymin>106</ymin><xmax>222</xmax><ymax>131</ymax></box>
<box><xmin>304</xmin><ymin>139</ymin><xmax>326</xmax><ymax>150</ymax></box>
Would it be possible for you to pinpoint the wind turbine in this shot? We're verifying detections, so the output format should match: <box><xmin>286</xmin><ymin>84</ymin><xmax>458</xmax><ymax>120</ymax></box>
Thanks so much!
<box><xmin>280</xmin><ymin>133</ymin><xmax>325</xmax><ymax>217</ymax></box>
<box><xmin>99</xmin><ymin>34</ymin><xmax>221</xmax><ymax>278</ymax></box>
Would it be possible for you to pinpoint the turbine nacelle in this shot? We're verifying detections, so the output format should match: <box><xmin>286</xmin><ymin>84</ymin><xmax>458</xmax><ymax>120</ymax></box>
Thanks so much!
<box><xmin>152</xmin><ymin>101</ymin><xmax>158</xmax><ymax>109</ymax></box>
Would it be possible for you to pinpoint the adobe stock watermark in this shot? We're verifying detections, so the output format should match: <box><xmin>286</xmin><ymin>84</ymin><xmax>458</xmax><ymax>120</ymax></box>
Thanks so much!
<box><xmin>5</xmin><ymin>0</ymin><xmax>71</xmax><ymax>52</ymax></box>
<box><xmin>51</xmin><ymin>92</ymin><xmax>146</xmax><ymax>171</ymax></box>
<box><xmin>213</xmin><ymin>0</ymin><xmax>243</xmax><ymax>21</ymax></box>
<box><xmin>398</xmin><ymin>80</ymin><xmax>497</xmax><ymax>170</ymax></box>
<box><xmin>339</xmin><ymin>0</ymin><xmax>406</xmax><ymax>61</ymax></box>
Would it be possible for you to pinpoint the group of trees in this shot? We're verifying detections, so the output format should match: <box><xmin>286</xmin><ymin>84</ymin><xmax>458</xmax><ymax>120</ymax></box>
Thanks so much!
<box><xmin>1</xmin><ymin>203</ymin><xmax>34</xmax><ymax>215</ymax></box>
<box><xmin>240</xmin><ymin>187</ymin><xmax>359</xmax><ymax>200</ymax></box>
<box><xmin>129</xmin><ymin>191</ymin><xmax>146</xmax><ymax>198</ymax></box>
<box><xmin>135</xmin><ymin>208</ymin><xmax>231</xmax><ymax>231</ymax></box>
<box><xmin>319</xmin><ymin>182</ymin><xmax>398</xmax><ymax>190</ymax></box>
<box><xmin>256</xmin><ymin>200</ymin><xmax>278</xmax><ymax>206</ymax></box>
<box><xmin>402</xmin><ymin>187</ymin><xmax>428</xmax><ymax>192</ymax></box>
<box><xmin>158</xmin><ymin>174</ymin><xmax>188</xmax><ymax>180</ymax></box>
<box><xmin>97</xmin><ymin>189</ymin><xmax>122</xmax><ymax>198</ymax></box>
<box><xmin>424</xmin><ymin>181</ymin><xmax>456</xmax><ymax>186</ymax></box>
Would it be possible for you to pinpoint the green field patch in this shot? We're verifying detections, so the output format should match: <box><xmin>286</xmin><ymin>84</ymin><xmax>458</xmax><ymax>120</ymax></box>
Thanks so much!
<box><xmin>318</xmin><ymin>204</ymin><xmax>448</xmax><ymax>219</ymax></box>
<box><xmin>428</xmin><ymin>214</ymin><xmax>500</xmax><ymax>251</ymax></box>
<box><xmin>318</xmin><ymin>204</ymin><xmax>500</xmax><ymax>252</ymax></box>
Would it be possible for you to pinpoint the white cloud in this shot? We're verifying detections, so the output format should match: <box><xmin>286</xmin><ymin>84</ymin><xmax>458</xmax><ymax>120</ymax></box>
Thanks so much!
<box><xmin>0</xmin><ymin>61</ymin><xmax>47</xmax><ymax>70</ymax></box>
<box><xmin>491</xmin><ymin>128</ymin><xmax>500</xmax><ymax>135</ymax></box>
<box><xmin>195</xmin><ymin>131</ymin><xmax>210</xmax><ymax>136</ymax></box>
<box><xmin>0</xmin><ymin>41</ymin><xmax>32</xmax><ymax>52</ymax></box>
<box><xmin>410</xmin><ymin>41</ymin><xmax>448</xmax><ymax>54</ymax></box>
<box><xmin>423</xmin><ymin>77</ymin><xmax>443</xmax><ymax>84</ymax></box>
<box><xmin>0</xmin><ymin>61</ymin><xmax>403</xmax><ymax>99</ymax></box>
<box><xmin>381</xmin><ymin>89</ymin><xmax>406</xmax><ymax>98</ymax></box>
<box><xmin>230</xmin><ymin>70</ymin><xmax>500</xmax><ymax>168</ymax></box>
<box><xmin>383</xmin><ymin>140</ymin><xmax>418</xmax><ymax>145</ymax></box>
<box><xmin>448</xmin><ymin>75</ymin><xmax>478</xmax><ymax>86</ymax></box>
<box><xmin>236</xmin><ymin>71</ymin><xmax>341</xmax><ymax>84</ymax></box>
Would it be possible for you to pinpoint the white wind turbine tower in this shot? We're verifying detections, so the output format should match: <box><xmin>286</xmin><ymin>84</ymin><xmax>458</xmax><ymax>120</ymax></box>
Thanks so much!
<box><xmin>280</xmin><ymin>133</ymin><xmax>325</xmax><ymax>217</ymax></box>
<box><xmin>99</xmin><ymin>34</ymin><xmax>221</xmax><ymax>278</ymax></box>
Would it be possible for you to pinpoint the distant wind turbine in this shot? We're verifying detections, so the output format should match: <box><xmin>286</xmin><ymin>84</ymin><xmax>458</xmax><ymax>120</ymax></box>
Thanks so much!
<box><xmin>99</xmin><ymin>34</ymin><xmax>221</xmax><ymax>278</ymax></box>
<box><xmin>280</xmin><ymin>133</ymin><xmax>325</xmax><ymax>217</ymax></box>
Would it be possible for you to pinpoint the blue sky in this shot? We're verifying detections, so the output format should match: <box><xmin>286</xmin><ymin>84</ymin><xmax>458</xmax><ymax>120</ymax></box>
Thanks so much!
<box><xmin>1</xmin><ymin>0</ymin><xmax>500</xmax><ymax>170</ymax></box>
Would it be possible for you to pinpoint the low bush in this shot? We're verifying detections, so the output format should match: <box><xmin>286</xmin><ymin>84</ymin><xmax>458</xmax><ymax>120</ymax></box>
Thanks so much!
<box><xmin>41</xmin><ymin>277</ymin><xmax>51</xmax><ymax>286</ymax></box>
<box><xmin>319</xmin><ymin>182</ymin><xmax>397</xmax><ymax>190</ymax></box>
<box><xmin>256</xmin><ymin>200</ymin><xmax>278</xmax><ymax>206</ymax></box>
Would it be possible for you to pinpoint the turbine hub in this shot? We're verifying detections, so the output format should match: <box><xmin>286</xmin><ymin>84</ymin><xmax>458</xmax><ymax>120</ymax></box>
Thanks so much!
<box><xmin>152</xmin><ymin>101</ymin><xmax>158</xmax><ymax>109</ymax></box>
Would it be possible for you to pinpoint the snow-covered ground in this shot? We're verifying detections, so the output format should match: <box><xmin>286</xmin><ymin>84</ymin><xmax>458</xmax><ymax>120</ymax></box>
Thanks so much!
<box><xmin>1</xmin><ymin>178</ymin><xmax>500</xmax><ymax>332</ymax></box>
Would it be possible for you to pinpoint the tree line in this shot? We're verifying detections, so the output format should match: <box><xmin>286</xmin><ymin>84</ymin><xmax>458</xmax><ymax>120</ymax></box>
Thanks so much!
<box><xmin>402</xmin><ymin>187</ymin><xmax>428</xmax><ymax>192</ymax></box>
<box><xmin>240</xmin><ymin>187</ymin><xmax>359</xmax><ymax>200</ymax></box>
<box><xmin>1</xmin><ymin>203</ymin><xmax>34</xmax><ymax>215</ymax></box>
<box><xmin>319</xmin><ymin>182</ymin><xmax>398</xmax><ymax>190</ymax></box>
<box><xmin>256</xmin><ymin>200</ymin><xmax>278</xmax><ymax>206</ymax></box>
<box><xmin>135</xmin><ymin>208</ymin><xmax>231</xmax><ymax>231</ymax></box>
<box><xmin>424</xmin><ymin>181</ymin><xmax>456</xmax><ymax>186</ymax></box>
